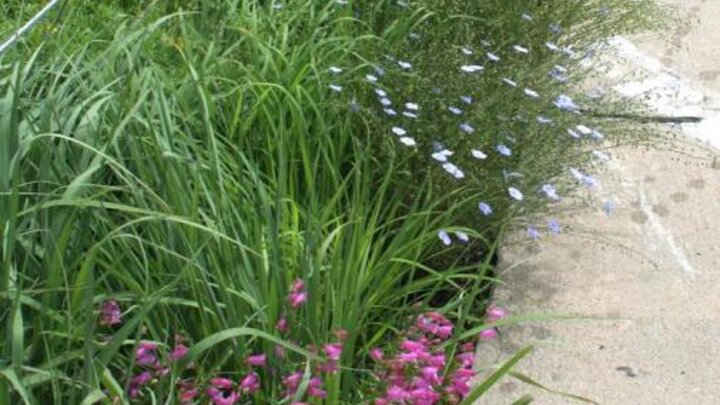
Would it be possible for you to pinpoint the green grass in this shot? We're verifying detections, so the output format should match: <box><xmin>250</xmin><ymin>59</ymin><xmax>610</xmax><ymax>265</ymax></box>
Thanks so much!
<box><xmin>0</xmin><ymin>0</ymin><xmax>665</xmax><ymax>403</ymax></box>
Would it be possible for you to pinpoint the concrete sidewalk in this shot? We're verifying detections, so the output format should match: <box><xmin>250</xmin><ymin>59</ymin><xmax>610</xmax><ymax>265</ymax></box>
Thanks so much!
<box><xmin>477</xmin><ymin>1</ymin><xmax>720</xmax><ymax>404</ymax></box>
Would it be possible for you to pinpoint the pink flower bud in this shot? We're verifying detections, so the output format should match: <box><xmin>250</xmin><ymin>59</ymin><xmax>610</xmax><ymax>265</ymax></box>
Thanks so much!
<box><xmin>370</xmin><ymin>347</ymin><xmax>384</xmax><ymax>362</ymax></box>
<box><xmin>323</xmin><ymin>343</ymin><xmax>343</xmax><ymax>361</ymax></box>
<box><xmin>169</xmin><ymin>344</ymin><xmax>188</xmax><ymax>361</ymax></box>
<box><xmin>246</xmin><ymin>353</ymin><xmax>267</xmax><ymax>367</ymax></box>
<box><xmin>479</xmin><ymin>328</ymin><xmax>498</xmax><ymax>340</ymax></box>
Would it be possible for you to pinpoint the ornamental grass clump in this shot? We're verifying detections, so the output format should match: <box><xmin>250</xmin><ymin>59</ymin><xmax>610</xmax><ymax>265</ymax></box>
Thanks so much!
<box><xmin>0</xmin><ymin>0</ymin><xmax>664</xmax><ymax>403</ymax></box>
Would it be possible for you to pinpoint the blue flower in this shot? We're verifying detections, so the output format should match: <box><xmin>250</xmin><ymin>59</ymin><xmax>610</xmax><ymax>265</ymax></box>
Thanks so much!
<box><xmin>459</xmin><ymin>123</ymin><xmax>475</xmax><ymax>134</ymax></box>
<box><xmin>455</xmin><ymin>231</ymin><xmax>470</xmax><ymax>242</ymax></box>
<box><xmin>496</xmin><ymin>144</ymin><xmax>512</xmax><ymax>157</ymax></box>
<box><xmin>541</xmin><ymin>184</ymin><xmax>560</xmax><ymax>200</ymax></box>
<box><xmin>478</xmin><ymin>202</ymin><xmax>493</xmax><ymax>216</ymax></box>
<box><xmin>527</xmin><ymin>227</ymin><xmax>541</xmax><ymax>240</ymax></box>
<box><xmin>448</xmin><ymin>106</ymin><xmax>463</xmax><ymax>115</ymax></box>
<box><xmin>460</xmin><ymin>95</ymin><xmax>473</xmax><ymax>104</ymax></box>
<box><xmin>548</xmin><ymin>219</ymin><xmax>562</xmax><ymax>235</ymax></box>
<box><xmin>554</xmin><ymin>95</ymin><xmax>579</xmax><ymax>111</ymax></box>
<box><xmin>603</xmin><ymin>200</ymin><xmax>615</xmax><ymax>216</ymax></box>
<box><xmin>442</xmin><ymin>163</ymin><xmax>465</xmax><ymax>179</ymax></box>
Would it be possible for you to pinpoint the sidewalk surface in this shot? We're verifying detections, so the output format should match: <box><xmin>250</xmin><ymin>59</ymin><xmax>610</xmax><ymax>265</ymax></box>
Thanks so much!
<box><xmin>477</xmin><ymin>1</ymin><xmax>720</xmax><ymax>404</ymax></box>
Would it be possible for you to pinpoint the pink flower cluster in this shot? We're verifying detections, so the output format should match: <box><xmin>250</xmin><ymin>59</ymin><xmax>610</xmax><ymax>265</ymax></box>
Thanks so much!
<box><xmin>367</xmin><ymin>309</ymin><xmax>507</xmax><ymax>405</ymax></box>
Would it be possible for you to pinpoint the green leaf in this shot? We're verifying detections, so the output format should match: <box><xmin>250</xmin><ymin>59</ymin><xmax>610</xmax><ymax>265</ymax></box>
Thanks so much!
<box><xmin>458</xmin><ymin>346</ymin><xmax>533</xmax><ymax>405</ymax></box>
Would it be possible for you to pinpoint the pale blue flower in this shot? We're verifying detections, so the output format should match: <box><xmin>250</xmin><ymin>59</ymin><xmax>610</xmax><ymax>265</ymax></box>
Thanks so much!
<box><xmin>391</xmin><ymin>126</ymin><xmax>407</xmax><ymax>136</ymax></box>
<box><xmin>471</xmin><ymin>149</ymin><xmax>487</xmax><ymax>159</ymax></box>
<box><xmin>461</xmin><ymin>47</ymin><xmax>474</xmax><ymax>55</ymax></box>
<box><xmin>524</xmin><ymin>88</ymin><xmax>539</xmax><ymax>98</ymax></box>
<box><xmin>536</xmin><ymin>116</ymin><xmax>553</xmax><ymax>124</ymax></box>
<box><xmin>380</xmin><ymin>97</ymin><xmax>392</xmax><ymax>106</ymax></box>
<box><xmin>508</xmin><ymin>187</ymin><xmax>524</xmax><ymax>201</ymax></box>
<box><xmin>402</xmin><ymin>111</ymin><xmax>418</xmax><ymax>119</ymax></box>
<box><xmin>541</xmin><ymin>184</ymin><xmax>560</xmax><ymax>200</ymax></box>
<box><xmin>513</xmin><ymin>45</ymin><xmax>529</xmax><ymax>54</ymax></box>
<box><xmin>366</xmin><ymin>74</ymin><xmax>379</xmax><ymax>83</ymax></box>
<box><xmin>521</xmin><ymin>13</ymin><xmax>533</xmax><ymax>21</ymax></box>
<box><xmin>459</xmin><ymin>123</ymin><xmax>475</xmax><ymax>134</ymax></box>
<box><xmin>384</xmin><ymin>108</ymin><xmax>398</xmax><ymax>116</ymax></box>
<box><xmin>503</xmin><ymin>78</ymin><xmax>518</xmax><ymax>87</ymax></box>
<box><xmin>455</xmin><ymin>231</ymin><xmax>470</xmax><ymax>243</ymax></box>
<box><xmin>399</xmin><ymin>137</ymin><xmax>416</xmax><ymax>147</ymax></box>
<box><xmin>448</xmin><ymin>106</ymin><xmax>463</xmax><ymax>115</ymax></box>
<box><xmin>374</xmin><ymin>66</ymin><xmax>386</xmax><ymax>76</ymax></box>
<box><xmin>375</xmin><ymin>88</ymin><xmax>388</xmax><ymax>97</ymax></box>
<box><xmin>329</xmin><ymin>84</ymin><xmax>343</xmax><ymax>92</ymax></box>
<box><xmin>398</xmin><ymin>61</ymin><xmax>412</xmax><ymax>69</ymax></box>
<box><xmin>460</xmin><ymin>65</ymin><xmax>484</xmax><ymax>73</ymax></box>
<box><xmin>549</xmin><ymin>23</ymin><xmax>562</xmax><ymax>34</ymax></box>
<box><xmin>527</xmin><ymin>227</ymin><xmax>541</xmax><ymax>240</ymax></box>
<box><xmin>545</xmin><ymin>42</ymin><xmax>559</xmax><ymax>52</ymax></box>
<box><xmin>478</xmin><ymin>202</ymin><xmax>493</xmax><ymax>216</ymax></box>
<box><xmin>591</xmin><ymin>129</ymin><xmax>604</xmax><ymax>141</ymax></box>
<box><xmin>487</xmin><ymin>52</ymin><xmax>501</xmax><ymax>62</ymax></box>
<box><xmin>548</xmin><ymin>219</ymin><xmax>562</xmax><ymax>235</ymax></box>
<box><xmin>431</xmin><ymin>152</ymin><xmax>448</xmax><ymax>162</ymax></box>
<box><xmin>554</xmin><ymin>94</ymin><xmax>579</xmax><ymax>111</ymax></box>
<box><xmin>576</xmin><ymin>125</ymin><xmax>592</xmax><ymax>135</ymax></box>
<box><xmin>460</xmin><ymin>95</ymin><xmax>473</xmax><ymax>104</ymax></box>
<box><xmin>496</xmin><ymin>144</ymin><xmax>512</xmax><ymax>157</ymax></box>
<box><xmin>442</xmin><ymin>163</ymin><xmax>465</xmax><ymax>179</ymax></box>
<box><xmin>405</xmin><ymin>102</ymin><xmax>419</xmax><ymax>111</ymax></box>
<box><xmin>438</xmin><ymin>230</ymin><xmax>452</xmax><ymax>246</ymax></box>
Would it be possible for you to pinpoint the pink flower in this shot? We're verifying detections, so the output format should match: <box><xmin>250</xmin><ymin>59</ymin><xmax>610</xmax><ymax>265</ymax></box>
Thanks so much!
<box><xmin>135</xmin><ymin>342</ymin><xmax>158</xmax><ymax>366</ymax></box>
<box><xmin>370</xmin><ymin>347</ymin><xmax>384</xmax><ymax>362</ymax></box>
<box><xmin>308</xmin><ymin>377</ymin><xmax>326</xmax><ymax>398</ymax></box>
<box><xmin>479</xmin><ymin>328</ymin><xmax>498</xmax><ymax>340</ymax></box>
<box><xmin>209</xmin><ymin>377</ymin><xmax>234</xmax><ymax>390</ymax></box>
<box><xmin>180</xmin><ymin>388</ymin><xmax>199</xmax><ymax>403</ymax></box>
<box><xmin>375</xmin><ymin>399</ymin><xmax>389</xmax><ymax>405</ymax></box>
<box><xmin>206</xmin><ymin>388</ymin><xmax>239</xmax><ymax>405</ymax></box>
<box><xmin>288</xmin><ymin>291</ymin><xmax>307</xmax><ymax>308</ymax></box>
<box><xmin>410</xmin><ymin>387</ymin><xmax>441</xmax><ymax>403</ymax></box>
<box><xmin>239</xmin><ymin>372</ymin><xmax>260</xmax><ymax>393</ymax></box>
<box><xmin>246</xmin><ymin>353</ymin><xmax>266</xmax><ymax>366</ymax></box>
<box><xmin>131</xmin><ymin>371</ymin><xmax>152</xmax><ymax>386</ymax></box>
<box><xmin>316</xmin><ymin>360</ymin><xmax>338</xmax><ymax>374</ymax></box>
<box><xmin>282</xmin><ymin>371</ymin><xmax>303</xmax><ymax>392</ymax></box>
<box><xmin>420</xmin><ymin>367</ymin><xmax>442</xmax><ymax>385</ymax></box>
<box><xmin>276</xmin><ymin>317</ymin><xmax>289</xmax><ymax>334</ymax></box>
<box><xmin>291</xmin><ymin>279</ymin><xmax>305</xmax><ymax>293</ymax></box>
<box><xmin>323</xmin><ymin>343</ymin><xmax>343</xmax><ymax>361</ymax></box>
<box><xmin>99</xmin><ymin>300</ymin><xmax>122</xmax><ymax>326</ymax></box>
<box><xmin>386</xmin><ymin>385</ymin><xmax>409</xmax><ymax>402</ymax></box>
<box><xmin>486</xmin><ymin>306</ymin><xmax>508</xmax><ymax>322</ymax></box>
<box><xmin>169</xmin><ymin>343</ymin><xmax>188</xmax><ymax>361</ymax></box>
<box><xmin>399</xmin><ymin>339</ymin><xmax>425</xmax><ymax>352</ymax></box>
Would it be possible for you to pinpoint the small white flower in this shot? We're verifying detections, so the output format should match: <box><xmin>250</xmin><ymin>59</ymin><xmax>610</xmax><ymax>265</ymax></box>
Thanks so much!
<box><xmin>438</xmin><ymin>230</ymin><xmax>452</xmax><ymax>246</ymax></box>
<box><xmin>399</xmin><ymin>137</ymin><xmax>416</xmax><ymax>146</ymax></box>
<box><xmin>380</xmin><ymin>98</ymin><xmax>392</xmax><ymax>106</ymax></box>
<box><xmin>536</xmin><ymin>116</ymin><xmax>553</xmax><ymax>124</ymax></box>
<box><xmin>524</xmin><ymin>88</ymin><xmax>539</xmax><ymax>98</ymax></box>
<box><xmin>502</xmin><ymin>78</ymin><xmax>518</xmax><ymax>87</ymax></box>
<box><xmin>576</xmin><ymin>125</ymin><xmax>592</xmax><ymax>135</ymax></box>
<box><xmin>471</xmin><ymin>149</ymin><xmax>487</xmax><ymax>159</ymax></box>
<box><xmin>402</xmin><ymin>111</ymin><xmax>418</xmax><ymax>119</ymax></box>
<box><xmin>375</xmin><ymin>88</ymin><xmax>387</xmax><ymax>97</ymax></box>
<box><xmin>521</xmin><ymin>13</ymin><xmax>533</xmax><ymax>21</ymax></box>
<box><xmin>329</xmin><ymin>84</ymin><xmax>343</xmax><ymax>92</ymax></box>
<box><xmin>442</xmin><ymin>162</ymin><xmax>465</xmax><ymax>179</ymax></box>
<box><xmin>487</xmin><ymin>52</ymin><xmax>501</xmax><ymax>62</ymax></box>
<box><xmin>461</xmin><ymin>47</ymin><xmax>474</xmax><ymax>55</ymax></box>
<box><xmin>448</xmin><ymin>106</ymin><xmax>463</xmax><ymax>115</ymax></box>
<box><xmin>546</xmin><ymin>42</ymin><xmax>559</xmax><ymax>51</ymax></box>
<box><xmin>366</xmin><ymin>74</ymin><xmax>379</xmax><ymax>83</ymax></box>
<box><xmin>440</xmin><ymin>149</ymin><xmax>454</xmax><ymax>157</ymax></box>
<box><xmin>459</xmin><ymin>123</ymin><xmax>475</xmax><ymax>134</ymax></box>
<box><xmin>460</xmin><ymin>95</ymin><xmax>473</xmax><ymax>104</ymax></box>
<box><xmin>567</xmin><ymin>128</ymin><xmax>581</xmax><ymax>139</ymax></box>
<box><xmin>384</xmin><ymin>108</ymin><xmax>397</xmax><ymax>116</ymax></box>
<box><xmin>455</xmin><ymin>231</ymin><xmax>470</xmax><ymax>242</ymax></box>
<box><xmin>391</xmin><ymin>126</ymin><xmax>407</xmax><ymax>136</ymax></box>
<box><xmin>541</xmin><ymin>184</ymin><xmax>560</xmax><ymax>200</ymax></box>
<box><xmin>336</xmin><ymin>0</ymin><xmax>349</xmax><ymax>4</ymax></box>
<box><xmin>431</xmin><ymin>152</ymin><xmax>448</xmax><ymax>162</ymax></box>
<box><xmin>508</xmin><ymin>187</ymin><xmax>524</xmax><ymax>201</ymax></box>
<box><xmin>328</xmin><ymin>66</ymin><xmax>343</xmax><ymax>74</ymax></box>
<box><xmin>513</xmin><ymin>45</ymin><xmax>529</xmax><ymax>54</ymax></box>
<box><xmin>405</xmin><ymin>102</ymin><xmax>419</xmax><ymax>111</ymax></box>
<box><xmin>398</xmin><ymin>60</ymin><xmax>412</xmax><ymax>69</ymax></box>
<box><xmin>496</xmin><ymin>144</ymin><xmax>512</xmax><ymax>156</ymax></box>
<box><xmin>460</xmin><ymin>65</ymin><xmax>484</xmax><ymax>73</ymax></box>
